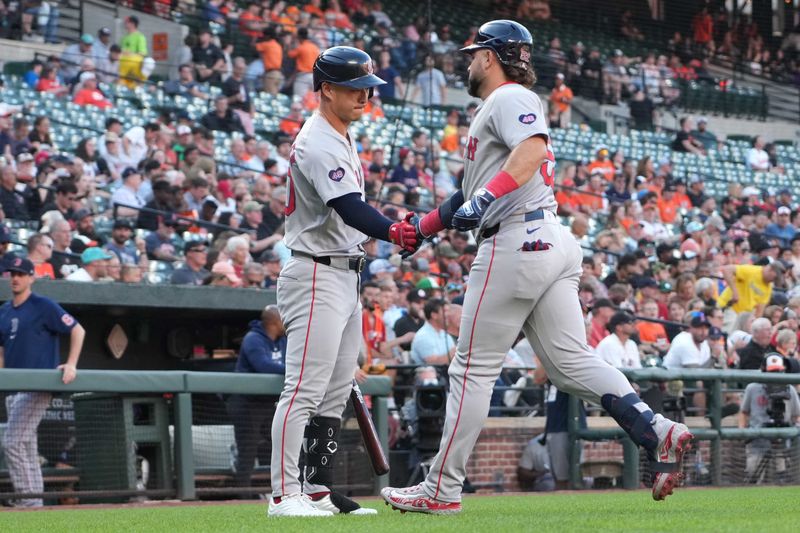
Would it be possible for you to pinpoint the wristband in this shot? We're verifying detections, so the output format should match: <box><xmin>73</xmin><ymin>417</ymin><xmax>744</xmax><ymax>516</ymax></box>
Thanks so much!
<box><xmin>419</xmin><ymin>209</ymin><xmax>445</xmax><ymax>237</ymax></box>
<box><xmin>484</xmin><ymin>170</ymin><xmax>519</xmax><ymax>199</ymax></box>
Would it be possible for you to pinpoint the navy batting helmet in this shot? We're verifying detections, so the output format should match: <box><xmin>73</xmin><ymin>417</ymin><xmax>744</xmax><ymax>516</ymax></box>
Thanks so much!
<box><xmin>460</xmin><ymin>20</ymin><xmax>533</xmax><ymax>69</ymax></box>
<box><xmin>312</xmin><ymin>46</ymin><xmax>386</xmax><ymax>93</ymax></box>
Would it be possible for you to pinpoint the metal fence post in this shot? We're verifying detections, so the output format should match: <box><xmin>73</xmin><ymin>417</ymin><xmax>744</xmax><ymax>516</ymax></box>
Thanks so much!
<box><xmin>373</xmin><ymin>396</ymin><xmax>389</xmax><ymax>493</ymax></box>
<box><xmin>174</xmin><ymin>392</ymin><xmax>196</xmax><ymax>500</ymax></box>
<box><xmin>567</xmin><ymin>394</ymin><xmax>582</xmax><ymax>489</ymax></box>
<box><xmin>621</xmin><ymin>438</ymin><xmax>639</xmax><ymax>489</ymax></box>
<box><xmin>709</xmin><ymin>379</ymin><xmax>723</xmax><ymax>486</ymax></box>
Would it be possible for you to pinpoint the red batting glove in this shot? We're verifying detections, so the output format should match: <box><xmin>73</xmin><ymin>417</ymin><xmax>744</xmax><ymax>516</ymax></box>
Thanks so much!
<box><xmin>388</xmin><ymin>213</ymin><xmax>419</xmax><ymax>253</ymax></box>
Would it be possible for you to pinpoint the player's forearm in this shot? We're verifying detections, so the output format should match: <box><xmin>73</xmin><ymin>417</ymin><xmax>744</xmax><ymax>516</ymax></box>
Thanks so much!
<box><xmin>66</xmin><ymin>324</ymin><xmax>85</xmax><ymax>368</ymax></box>
<box><xmin>501</xmin><ymin>135</ymin><xmax>548</xmax><ymax>188</ymax></box>
<box><xmin>329</xmin><ymin>193</ymin><xmax>393</xmax><ymax>241</ymax></box>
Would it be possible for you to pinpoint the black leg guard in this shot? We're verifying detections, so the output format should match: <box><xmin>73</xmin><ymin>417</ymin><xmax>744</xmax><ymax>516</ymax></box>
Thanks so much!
<box><xmin>303</xmin><ymin>416</ymin><xmax>340</xmax><ymax>487</ymax></box>
<box><xmin>601</xmin><ymin>393</ymin><xmax>659</xmax><ymax>452</ymax></box>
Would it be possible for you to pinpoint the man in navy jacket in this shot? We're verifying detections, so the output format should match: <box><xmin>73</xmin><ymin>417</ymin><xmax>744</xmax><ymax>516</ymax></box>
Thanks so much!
<box><xmin>228</xmin><ymin>305</ymin><xmax>286</xmax><ymax>489</ymax></box>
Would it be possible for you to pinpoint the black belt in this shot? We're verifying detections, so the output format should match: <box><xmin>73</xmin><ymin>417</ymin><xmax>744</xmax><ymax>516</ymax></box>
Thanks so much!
<box><xmin>291</xmin><ymin>250</ymin><xmax>366</xmax><ymax>273</ymax></box>
<box><xmin>481</xmin><ymin>209</ymin><xmax>547</xmax><ymax>239</ymax></box>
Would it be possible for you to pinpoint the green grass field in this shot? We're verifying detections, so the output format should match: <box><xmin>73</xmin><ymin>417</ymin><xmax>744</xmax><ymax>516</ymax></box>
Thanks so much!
<box><xmin>2</xmin><ymin>486</ymin><xmax>797</xmax><ymax>532</ymax></box>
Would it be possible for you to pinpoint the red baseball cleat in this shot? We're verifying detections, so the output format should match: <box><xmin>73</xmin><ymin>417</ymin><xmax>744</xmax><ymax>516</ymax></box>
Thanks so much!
<box><xmin>381</xmin><ymin>484</ymin><xmax>462</xmax><ymax>515</ymax></box>
<box><xmin>651</xmin><ymin>415</ymin><xmax>694</xmax><ymax>501</ymax></box>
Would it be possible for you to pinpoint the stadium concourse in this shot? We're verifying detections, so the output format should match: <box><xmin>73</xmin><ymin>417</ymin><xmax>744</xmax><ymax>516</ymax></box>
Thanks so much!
<box><xmin>0</xmin><ymin>0</ymin><xmax>799</xmax><ymax>504</ymax></box>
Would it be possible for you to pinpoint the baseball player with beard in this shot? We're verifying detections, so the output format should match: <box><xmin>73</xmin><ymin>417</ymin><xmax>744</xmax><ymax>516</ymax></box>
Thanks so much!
<box><xmin>381</xmin><ymin>20</ymin><xmax>693</xmax><ymax>514</ymax></box>
<box><xmin>267</xmin><ymin>46</ymin><xmax>419</xmax><ymax>518</ymax></box>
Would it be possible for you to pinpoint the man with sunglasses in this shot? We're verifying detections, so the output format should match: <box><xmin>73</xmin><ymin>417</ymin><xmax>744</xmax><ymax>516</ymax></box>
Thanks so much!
<box><xmin>0</xmin><ymin>257</ymin><xmax>85</xmax><ymax>507</ymax></box>
<box><xmin>171</xmin><ymin>241</ymin><xmax>210</xmax><ymax>286</ymax></box>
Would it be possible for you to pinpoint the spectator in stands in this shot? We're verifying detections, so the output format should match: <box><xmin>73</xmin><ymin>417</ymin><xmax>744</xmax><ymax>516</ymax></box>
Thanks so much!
<box><xmin>271</xmin><ymin>135</ymin><xmax>292</xmax><ymax>177</ymax></box>
<box><xmin>690</xmin><ymin>117</ymin><xmax>719</xmax><ymax>152</ymax></box>
<box><xmin>413</xmin><ymin>55</ymin><xmax>446</xmax><ymax>107</ymax></box>
<box><xmin>0</xmin><ymin>257</ymin><xmax>84</xmax><ymax>508</ymax></box>
<box><xmin>672</xmin><ymin>117</ymin><xmax>706</xmax><ymax>156</ymax></box>
<box><xmin>766</xmin><ymin>206</ymin><xmax>796</xmax><ymax>248</ymax></box>
<box><xmin>637</xmin><ymin>298</ymin><xmax>669</xmax><ymax>350</ymax></box>
<box><xmin>242</xmin><ymin>262</ymin><xmax>267</xmax><ymax>289</ymax></box>
<box><xmin>737</xmin><ymin>317</ymin><xmax>774</xmax><ymax>370</ymax></box>
<box><xmin>376</xmin><ymin>49</ymin><xmax>403</xmax><ymax>101</ymax></box>
<box><xmin>145</xmin><ymin>215</ymin><xmax>179</xmax><ymax>262</ymax></box>
<box><xmin>388</xmin><ymin>148</ymin><xmax>418</xmax><ymax>190</ymax></box>
<box><xmin>25</xmin><ymin>233</ymin><xmax>55</xmax><ymax>279</ymax></box>
<box><xmin>61</xmin><ymin>34</ymin><xmax>97</xmax><ymax>81</ymax></box>
<box><xmin>40</xmin><ymin>180</ymin><xmax>77</xmax><ymax>221</ymax></box>
<box><xmin>111</xmin><ymin>167</ymin><xmax>144</xmax><ymax>218</ymax></box>
<box><xmin>548</xmin><ymin>73</ymin><xmax>573</xmax><ymax>129</ymax></box>
<box><xmin>201</xmin><ymin>95</ymin><xmax>245</xmax><ymax>134</ymax></box>
<box><xmin>255</xmin><ymin>26</ymin><xmax>284</xmax><ymax>96</ymax></box>
<box><xmin>48</xmin><ymin>219</ymin><xmax>78</xmax><ymax>279</ymax></box>
<box><xmin>224</xmin><ymin>235</ymin><xmax>251</xmax><ymax>279</ymax></box>
<box><xmin>587</xmin><ymin>145</ymin><xmax>615</xmax><ymax>182</ymax></box>
<box><xmin>0</xmin><ymin>164</ymin><xmax>31</xmax><ymax>220</ymax></box>
<box><xmin>746</xmin><ymin>136</ymin><xmax>772</xmax><ymax>172</ymax></box>
<box><xmin>663</xmin><ymin>312</ymin><xmax>712</xmax><ymax>412</ymax></box>
<box><xmin>171</xmin><ymin>240</ymin><xmax>210</xmax><ymax>285</ymax></box>
<box><xmin>629</xmin><ymin>88</ymin><xmax>656</xmax><ymax>131</ymax></box>
<box><xmin>93</xmin><ymin>27</ymin><xmax>112</xmax><ymax>58</ymax></box>
<box><xmin>410</xmin><ymin>298</ymin><xmax>455</xmax><ymax>366</ymax></box>
<box><xmin>96</xmin><ymin>44</ymin><xmax>122</xmax><ymax>85</ymax></box>
<box><xmin>105</xmin><ymin>218</ymin><xmax>147</xmax><ymax>268</ymax></box>
<box><xmin>603</xmin><ymin>49</ymin><xmax>630</xmax><ymax>104</ymax></box>
<box><xmin>23</xmin><ymin>60</ymin><xmax>43</xmax><ymax>89</ymax></box>
<box><xmin>718</xmin><ymin>262</ymin><xmax>783</xmax><ymax>318</ymax></box>
<box><xmin>692</xmin><ymin>6</ymin><xmax>714</xmax><ymax>55</ymax></box>
<box><xmin>587</xmin><ymin>298</ymin><xmax>615</xmax><ymax>348</ymax></box>
<box><xmin>619</xmin><ymin>10</ymin><xmax>644</xmax><ymax>41</ymax></box>
<box><xmin>120</xmin><ymin>15</ymin><xmax>147</xmax><ymax>56</ymax></box>
<box><xmin>279</xmin><ymin>103</ymin><xmax>304</xmax><ymax>138</ymax></box>
<box><xmin>223</xmin><ymin>57</ymin><xmax>255</xmax><ymax>135</ymax></box>
<box><xmin>67</xmin><ymin>247</ymin><xmax>112</xmax><ymax>282</ymax></box>
<box><xmin>257</xmin><ymin>249</ymin><xmax>281</xmax><ymax>289</ymax></box>
<box><xmin>34</xmin><ymin>65</ymin><xmax>69</xmax><ymax>97</ymax></box>
<box><xmin>239</xmin><ymin>1</ymin><xmax>266</xmax><ymax>42</ymax></box>
<box><xmin>287</xmin><ymin>27</ymin><xmax>319</xmax><ymax>98</ymax></box>
<box><xmin>686</xmin><ymin>174</ymin><xmax>708</xmax><ymax>207</ymax></box>
<box><xmin>227</xmin><ymin>304</ymin><xmax>285</xmax><ymax>487</ymax></box>
<box><xmin>164</xmin><ymin>64</ymin><xmax>208</xmax><ymax>100</ymax></box>
<box><xmin>182</xmin><ymin>176</ymin><xmax>213</xmax><ymax>214</ymax></box>
<box><xmin>240</xmin><ymin>201</ymin><xmax>281</xmax><ymax>253</ymax></box>
<box><xmin>595</xmin><ymin>311</ymin><xmax>641</xmax><ymax>368</ymax></box>
<box><xmin>192</xmin><ymin>29</ymin><xmax>225</xmax><ymax>84</ymax></box>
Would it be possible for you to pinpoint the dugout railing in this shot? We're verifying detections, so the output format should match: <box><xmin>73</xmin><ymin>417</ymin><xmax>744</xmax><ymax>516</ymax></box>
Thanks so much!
<box><xmin>568</xmin><ymin>368</ymin><xmax>800</xmax><ymax>490</ymax></box>
<box><xmin>0</xmin><ymin>369</ymin><xmax>391</xmax><ymax>503</ymax></box>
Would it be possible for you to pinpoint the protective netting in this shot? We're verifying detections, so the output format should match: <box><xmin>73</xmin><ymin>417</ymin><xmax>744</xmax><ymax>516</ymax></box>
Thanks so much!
<box><xmin>0</xmin><ymin>391</ymin><xmax>375</xmax><ymax>505</ymax></box>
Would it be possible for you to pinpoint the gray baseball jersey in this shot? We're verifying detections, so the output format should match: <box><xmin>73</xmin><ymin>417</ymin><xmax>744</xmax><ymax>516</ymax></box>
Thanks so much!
<box><xmin>461</xmin><ymin>83</ymin><xmax>557</xmax><ymax>231</ymax></box>
<box><xmin>283</xmin><ymin>112</ymin><xmax>367</xmax><ymax>256</ymax></box>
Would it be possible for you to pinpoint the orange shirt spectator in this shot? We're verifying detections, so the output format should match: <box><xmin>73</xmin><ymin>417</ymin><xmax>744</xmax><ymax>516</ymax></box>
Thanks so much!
<box><xmin>256</xmin><ymin>38</ymin><xmax>283</xmax><ymax>70</ymax></box>
<box><xmin>302</xmin><ymin>90</ymin><xmax>320</xmax><ymax>110</ymax></box>
<box><xmin>34</xmin><ymin>262</ymin><xmax>55</xmax><ymax>279</ymax></box>
<box><xmin>440</xmin><ymin>134</ymin><xmax>459</xmax><ymax>153</ymax></box>
<box><xmin>279</xmin><ymin>117</ymin><xmax>302</xmax><ymax>138</ymax></box>
<box><xmin>364</xmin><ymin>101</ymin><xmax>385</xmax><ymax>120</ymax></box>
<box><xmin>288</xmin><ymin>40</ymin><xmax>320</xmax><ymax>73</ymax></box>
<box><xmin>555</xmin><ymin>178</ymin><xmax>576</xmax><ymax>211</ymax></box>
<box><xmin>325</xmin><ymin>9</ymin><xmax>353</xmax><ymax>30</ymax></box>
<box><xmin>550</xmin><ymin>82</ymin><xmax>573</xmax><ymax>113</ymax></box>
<box><xmin>657</xmin><ymin>189</ymin><xmax>681</xmax><ymax>224</ymax></box>
<box><xmin>692</xmin><ymin>9</ymin><xmax>713</xmax><ymax>45</ymax></box>
<box><xmin>74</xmin><ymin>82</ymin><xmax>113</xmax><ymax>109</ymax></box>
<box><xmin>239</xmin><ymin>8</ymin><xmax>265</xmax><ymax>40</ymax></box>
<box><xmin>637</xmin><ymin>320</ymin><xmax>668</xmax><ymax>344</ymax></box>
<box><xmin>304</xmin><ymin>1</ymin><xmax>324</xmax><ymax>18</ymax></box>
<box><xmin>587</xmin><ymin>159</ymin><xmax>615</xmax><ymax>182</ymax></box>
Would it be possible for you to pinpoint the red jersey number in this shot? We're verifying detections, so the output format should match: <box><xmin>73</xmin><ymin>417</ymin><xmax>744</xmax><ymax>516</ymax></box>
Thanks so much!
<box><xmin>465</xmin><ymin>136</ymin><xmax>479</xmax><ymax>161</ymax></box>
<box><xmin>540</xmin><ymin>143</ymin><xmax>556</xmax><ymax>187</ymax></box>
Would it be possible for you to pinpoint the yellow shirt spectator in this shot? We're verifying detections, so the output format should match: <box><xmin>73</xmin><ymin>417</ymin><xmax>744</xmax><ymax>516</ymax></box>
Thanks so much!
<box><xmin>718</xmin><ymin>264</ymin><xmax>782</xmax><ymax>314</ymax></box>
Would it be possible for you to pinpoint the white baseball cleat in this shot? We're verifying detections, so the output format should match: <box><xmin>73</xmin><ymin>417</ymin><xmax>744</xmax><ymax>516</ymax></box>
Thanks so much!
<box><xmin>651</xmin><ymin>414</ymin><xmax>694</xmax><ymax>501</ymax></box>
<box><xmin>381</xmin><ymin>483</ymin><xmax>462</xmax><ymax>515</ymax></box>
<box><xmin>267</xmin><ymin>493</ymin><xmax>334</xmax><ymax>517</ymax></box>
<box><xmin>308</xmin><ymin>491</ymin><xmax>378</xmax><ymax>515</ymax></box>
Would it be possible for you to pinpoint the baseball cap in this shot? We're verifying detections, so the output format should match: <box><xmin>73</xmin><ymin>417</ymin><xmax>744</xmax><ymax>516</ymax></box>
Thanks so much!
<box><xmin>608</xmin><ymin>311</ymin><xmax>634</xmax><ymax>332</ymax></box>
<box><xmin>413</xmin><ymin>258</ymin><xmax>430</xmax><ymax>272</ymax></box>
<box><xmin>177</xmin><ymin>125</ymin><xmax>192</xmax><ymax>136</ymax></box>
<box><xmin>639</xmin><ymin>277</ymin><xmax>658</xmax><ymax>289</ymax></box>
<box><xmin>445</xmin><ymin>282</ymin><xmax>463</xmax><ymax>293</ymax></box>
<box><xmin>591</xmin><ymin>298</ymin><xmax>614</xmax><ymax>312</ymax></box>
<box><xmin>742</xmin><ymin>186</ymin><xmax>761</xmax><ymax>197</ymax></box>
<box><xmin>369</xmin><ymin>258</ymin><xmax>397</xmax><ymax>276</ymax></box>
<box><xmin>185</xmin><ymin>240</ymin><xmax>209</xmax><ymax>253</ymax></box>
<box><xmin>658</xmin><ymin>281</ymin><xmax>673</xmax><ymax>293</ymax></box>
<box><xmin>689</xmin><ymin>174</ymin><xmax>703</xmax><ymax>185</ymax></box>
<box><xmin>407</xmin><ymin>288</ymin><xmax>427</xmax><ymax>304</ymax></box>
<box><xmin>79</xmin><ymin>71</ymin><xmax>96</xmax><ymax>83</ymax></box>
<box><xmin>113</xmin><ymin>218</ymin><xmax>134</xmax><ymax>230</ymax></box>
<box><xmin>99</xmin><ymin>27</ymin><xmax>112</xmax><ymax>36</ymax></box>
<box><xmin>697</xmin><ymin>116</ymin><xmax>708</xmax><ymax>124</ymax></box>
<box><xmin>416</xmin><ymin>278</ymin><xmax>441</xmax><ymax>290</ymax></box>
<box><xmin>80</xmin><ymin>33</ymin><xmax>94</xmax><ymax>45</ymax></box>
<box><xmin>121</xmin><ymin>167</ymin><xmax>140</xmax><ymax>180</ymax></box>
<box><xmin>709</xmin><ymin>326</ymin><xmax>724</xmax><ymax>340</ymax></box>
<box><xmin>81</xmin><ymin>247</ymin><xmax>113</xmax><ymax>264</ymax></box>
<box><xmin>212</xmin><ymin>261</ymin><xmax>242</xmax><ymax>285</ymax></box>
<box><xmin>4</xmin><ymin>257</ymin><xmax>34</xmax><ymax>275</ymax></box>
<box><xmin>765</xmin><ymin>354</ymin><xmax>786</xmax><ymax>372</ymax></box>
<box><xmin>74</xmin><ymin>208</ymin><xmax>93</xmax><ymax>222</ymax></box>
<box><xmin>437</xmin><ymin>242</ymin><xmax>460</xmax><ymax>259</ymax></box>
<box><xmin>258</xmin><ymin>249</ymin><xmax>280</xmax><ymax>263</ymax></box>
<box><xmin>778</xmin><ymin>206</ymin><xmax>791</xmax><ymax>215</ymax></box>
<box><xmin>689</xmin><ymin>312</ymin><xmax>711</xmax><ymax>328</ymax></box>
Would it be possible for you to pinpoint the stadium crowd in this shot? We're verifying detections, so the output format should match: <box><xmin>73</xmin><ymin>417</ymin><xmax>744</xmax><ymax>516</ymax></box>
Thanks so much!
<box><xmin>0</xmin><ymin>0</ymin><xmax>799</xmax><ymax>419</ymax></box>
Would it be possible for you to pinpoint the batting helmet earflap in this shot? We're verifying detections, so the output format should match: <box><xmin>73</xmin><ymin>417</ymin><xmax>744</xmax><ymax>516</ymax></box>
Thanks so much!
<box><xmin>312</xmin><ymin>46</ymin><xmax>386</xmax><ymax>94</ymax></box>
<box><xmin>460</xmin><ymin>19</ymin><xmax>533</xmax><ymax>69</ymax></box>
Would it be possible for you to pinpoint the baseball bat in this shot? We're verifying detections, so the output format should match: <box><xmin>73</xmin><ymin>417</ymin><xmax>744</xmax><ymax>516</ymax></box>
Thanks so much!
<box><xmin>350</xmin><ymin>379</ymin><xmax>390</xmax><ymax>476</ymax></box>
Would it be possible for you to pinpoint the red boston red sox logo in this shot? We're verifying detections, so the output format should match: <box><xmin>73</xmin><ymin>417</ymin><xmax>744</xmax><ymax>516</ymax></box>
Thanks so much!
<box><xmin>465</xmin><ymin>136</ymin><xmax>479</xmax><ymax>161</ymax></box>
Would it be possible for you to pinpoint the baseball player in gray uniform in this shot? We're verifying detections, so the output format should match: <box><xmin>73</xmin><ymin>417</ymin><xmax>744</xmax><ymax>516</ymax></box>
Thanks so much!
<box><xmin>381</xmin><ymin>20</ymin><xmax>693</xmax><ymax>514</ymax></box>
<box><xmin>267</xmin><ymin>46</ymin><xmax>419</xmax><ymax>518</ymax></box>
